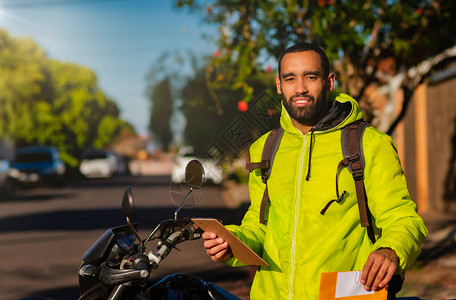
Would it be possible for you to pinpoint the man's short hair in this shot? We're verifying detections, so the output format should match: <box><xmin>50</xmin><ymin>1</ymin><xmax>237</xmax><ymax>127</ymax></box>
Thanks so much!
<box><xmin>277</xmin><ymin>43</ymin><xmax>330</xmax><ymax>78</ymax></box>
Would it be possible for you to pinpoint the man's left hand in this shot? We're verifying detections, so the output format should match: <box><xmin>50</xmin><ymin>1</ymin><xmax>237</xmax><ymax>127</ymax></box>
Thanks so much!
<box><xmin>360</xmin><ymin>248</ymin><xmax>398</xmax><ymax>291</ymax></box>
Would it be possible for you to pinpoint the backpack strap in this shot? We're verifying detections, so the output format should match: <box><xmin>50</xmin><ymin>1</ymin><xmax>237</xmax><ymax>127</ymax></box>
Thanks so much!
<box><xmin>343</xmin><ymin>120</ymin><xmax>405</xmax><ymax>298</ymax></box>
<box><xmin>246</xmin><ymin>126</ymin><xmax>284</xmax><ymax>224</ymax></box>
<box><xmin>340</xmin><ymin>120</ymin><xmax>376</xmax><ymax>243</ymax></box>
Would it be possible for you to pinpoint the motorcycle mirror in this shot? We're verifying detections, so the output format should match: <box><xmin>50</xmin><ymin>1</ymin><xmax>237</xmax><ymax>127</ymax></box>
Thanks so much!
<box><xmin>122</xmin><ymin>186</ymin><xmax>136</xmax><ymax>220</ymax></box>
<box><xmin>121</xmin><ymin>186</ymin><xmax>143</xmax><ymax>251</ymax></box>
<box><xmin>174</xmin><ymin>160</ymin><xmax>205</xmax><ymax>221</ymax></box>
<box><xmin>184</xmin><ymin>160</ymin><xmax>205</xmax><ymax>188</ymax></box>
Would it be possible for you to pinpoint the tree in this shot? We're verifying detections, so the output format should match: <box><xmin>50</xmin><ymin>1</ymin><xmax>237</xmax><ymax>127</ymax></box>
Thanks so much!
<box><xmin>0</xmin><ymin>29</ymin><xmax>134</xmax><ymax>167</ymax></box>
<box><xmin>0</xmin><ymin>29</ymin><xmax>50</xmax><ymax>140</ymax></box>
<box><xmin>180</xmin><ymin>64</ymin><xmax>228</xmax><ymax>155</ymax></box>
<box><xmin>179</xmin><ymin>57</ymin><xmax>276</xmax><ymax>156</ymax></box>
<box><xmin>145</xmin><ymin>51</ymin><xmax>276</xmax><ymax>157</ymax></box>
<box><xmin>148</xmin><ymin>76</ymin><xmax>174</xmax><ymax>151</ymax></box>
<box><xmin>175</xmin><ymin>0</ymin><xmax>456</xmax><ymax>134</ymax></box>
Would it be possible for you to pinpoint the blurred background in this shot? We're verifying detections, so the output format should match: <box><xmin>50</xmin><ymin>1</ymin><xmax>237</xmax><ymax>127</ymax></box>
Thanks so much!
<box><xmin>0</xmin><ymin>0</ymin><xmax>455</xmax><ymax>299</ymax></box>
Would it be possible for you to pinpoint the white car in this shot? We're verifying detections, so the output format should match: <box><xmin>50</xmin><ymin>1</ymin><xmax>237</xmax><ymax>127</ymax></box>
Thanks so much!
<box><xmin>171</xmin><ymin>154</ymin><xmax>223</xmax><ymax>185</ymax></box>
<box><xmin>80</xmin><ymin>150</ymin><xmax>125</xmax><ymax>178</ymax></box>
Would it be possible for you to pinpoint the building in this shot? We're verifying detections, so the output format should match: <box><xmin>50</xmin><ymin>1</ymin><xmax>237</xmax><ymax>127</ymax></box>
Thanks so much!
<box><xmin>398</xmin><ymin>65</ymin><xmax>456</xmax><ymax>213</ymax></box>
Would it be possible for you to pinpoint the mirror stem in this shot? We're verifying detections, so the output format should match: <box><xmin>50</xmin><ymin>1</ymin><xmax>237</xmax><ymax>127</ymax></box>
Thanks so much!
<box><xmin>126</xmin><ymin>216</ymin><xmax>143</xmax><ymax>251</ymax></box>
<box><xmin>143</xmin><ymin>223</ymin><xmax>161</xmax><ymax>246</ymax></box>
<box><xmin>174</xmin><ymin>187</ymin><xmax>194</xmax><ymax>221</ymax></box>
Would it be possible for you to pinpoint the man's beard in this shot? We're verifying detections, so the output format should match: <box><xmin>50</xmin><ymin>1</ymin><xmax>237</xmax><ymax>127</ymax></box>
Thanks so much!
<box><xmin>282</xmin><ymin>88</ymin><xmax>329</xmax><ymax>126</ymax></box>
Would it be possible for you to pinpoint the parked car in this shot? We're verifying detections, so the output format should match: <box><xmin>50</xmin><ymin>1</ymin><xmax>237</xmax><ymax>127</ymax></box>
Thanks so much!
<box><xmin>171</xmin><ymin>153</ymin><xmax>223</xmax><ymax>184</ymax></box>
<box><xmin>79</xmin><ymin>150</ymin><xmax>126</xmax><ymax>178</ymax></box>
<box><xmin>9</xmin><ymin>146</ymin><xmax>66</xmax><ymax>187</ymax></box>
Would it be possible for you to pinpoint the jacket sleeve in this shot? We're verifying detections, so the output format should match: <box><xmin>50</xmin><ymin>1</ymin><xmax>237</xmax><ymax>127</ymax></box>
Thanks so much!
<box><xmin>223</xmin><ymin>136</ymin><xmax>269</xmax><ymax>267</ymax></box>
<box><xmin>363</xmin><ymin>129</ymin><xmax>428</xmax><ymax>272</ymax></box>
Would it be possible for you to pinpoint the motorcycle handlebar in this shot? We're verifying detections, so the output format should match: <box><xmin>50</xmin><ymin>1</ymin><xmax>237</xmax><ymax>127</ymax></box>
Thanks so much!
<box><xmin>142</xmin><ymin>219</ymin><xmax>202</xmax><ymax>268</ymax></box>
<box><xmin>183</xmin><ymin>219</ymin><xmax>203</xmax><ymax>240</ymax></box>
<box><xmin>133</xmin><ymin>254</ymin><xmax>149</xmax><ymax>271</ymax></box>
<box><xmin>98</xmin><ymin>261</ymin><xmax>149</xmax><ymax>286</ymax></box>
<box><xmin>156</xmin><ymin>218</ymin><xmax>203</xmax><ymax>243</ymax></box>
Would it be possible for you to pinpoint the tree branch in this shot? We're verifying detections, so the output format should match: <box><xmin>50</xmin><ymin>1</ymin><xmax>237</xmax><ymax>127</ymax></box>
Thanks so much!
<box><xmin>406</xmin><ymin>44</ymin><xmax>456</xmax><ymax>89</ymax></box>
<box><xmin>386</xmin><ymin>45</ymin><xmax>456</xmax><ymax>135</ymax></box>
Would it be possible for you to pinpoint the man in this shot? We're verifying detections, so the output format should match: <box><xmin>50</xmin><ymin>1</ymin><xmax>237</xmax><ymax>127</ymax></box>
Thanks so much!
<box><xmin>203</xmin><ymin>43</ymin><xmax>427</xmax><ymax>299</ymax></box>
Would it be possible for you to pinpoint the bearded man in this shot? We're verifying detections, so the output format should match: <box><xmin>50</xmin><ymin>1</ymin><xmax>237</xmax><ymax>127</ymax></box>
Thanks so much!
<box><xmin>202</xmin><ymin>42</ymin><xmax>427</xmax><ymax>299</ymax></box>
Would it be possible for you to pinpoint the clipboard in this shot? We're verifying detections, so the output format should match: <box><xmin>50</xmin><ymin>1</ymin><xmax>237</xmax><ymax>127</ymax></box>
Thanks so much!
<box><xmin>191</xmin><ymin>218</ymin><xmax>268</xmax><ymax>266</ymax></box>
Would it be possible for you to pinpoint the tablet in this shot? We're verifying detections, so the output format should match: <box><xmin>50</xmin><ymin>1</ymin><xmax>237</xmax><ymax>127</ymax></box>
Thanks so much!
<box><xmin>191</xmin><ymin>218</ymin><xmax>268</xmax><ymax>266</ymax></box>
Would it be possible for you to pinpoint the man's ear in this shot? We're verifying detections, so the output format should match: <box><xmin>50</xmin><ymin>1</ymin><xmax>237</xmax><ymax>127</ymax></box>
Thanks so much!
<box><xmin>327</xmin><ymin>73</ymin><xmax>335</xmax><ymax>91</ymax></box>
<box><xmin>275</xmin><ymin>76</ymin><xmax>282</xmax><ymax>94</ymax></box>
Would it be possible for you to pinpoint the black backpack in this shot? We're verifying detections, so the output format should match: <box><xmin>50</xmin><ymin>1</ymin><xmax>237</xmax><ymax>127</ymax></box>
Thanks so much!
<box><xmin>246</xmin><ymin>119</ymin><xmax>403</xmax><ymax>299</ymax></box>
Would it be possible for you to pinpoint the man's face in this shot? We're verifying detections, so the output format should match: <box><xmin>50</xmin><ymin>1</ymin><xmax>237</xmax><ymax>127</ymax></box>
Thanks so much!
<box><xmin>276</xmin><ymin>51</ymin><xmax>335</xmax><ymax>126</ymax></box>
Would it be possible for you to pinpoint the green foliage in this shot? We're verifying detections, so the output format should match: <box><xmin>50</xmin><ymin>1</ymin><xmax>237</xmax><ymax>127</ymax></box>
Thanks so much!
<box><xmin>180</xmin><ymin>65</ymin><xmax>228</xmax><ymax>155</ymax></box>
<box><xmin>175</xmin><ymin>0</ymin><xmax>456</xmax><ymax>101</ymax></box>
<box><xmin>0</xmin><ymin>30</ymin><xmax>48</xmax><ymax>139</ymax></box>
<box><xmin>94</xmin><ymin>116</ymin><xmax>130</xmax><ymax>149</ymax></box>
<box><xmin>148</xmin><ymin>76</ymin><xmax>173</xmax><ymax>151</ymax></box>
<box><xmin>0</xmin><ymin>29</ymin><xmax>134</xmax><ymax>167</ymax></box>
<box><xmin>145</xmin><ymin>51</ymin><xmax>276</xmax><ymax>156</ymax></box>
<box><xmin>179</xmin><ymin>56</ymin><xmax>275</xmax><ymax>156</ymax></box>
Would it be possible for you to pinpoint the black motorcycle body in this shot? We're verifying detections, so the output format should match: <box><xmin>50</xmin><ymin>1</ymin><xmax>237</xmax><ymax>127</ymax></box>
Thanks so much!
<box><xmin>78</xmin><ymin>160</ymin><xmax>240</xmax><ymax>300</ymax></box>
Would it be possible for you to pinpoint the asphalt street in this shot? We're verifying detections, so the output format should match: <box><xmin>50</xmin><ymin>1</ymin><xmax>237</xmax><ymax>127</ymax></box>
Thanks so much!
<box><xmin>2</xmin><ymin>175</ymin><xmax>455</xmax><ymax>299</ymax></box>
<box><xmin>0</xmin><ymin>175</ymin><xmax>251</xmax><ymax>300</ymax></box>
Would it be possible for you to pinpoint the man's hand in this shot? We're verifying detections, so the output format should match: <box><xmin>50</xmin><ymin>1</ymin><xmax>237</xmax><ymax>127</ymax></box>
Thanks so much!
<box><xmin>202</xmin><ymin>231</ymin><xmax>232</xmax><ymax>262</ymax></box>
<box><xmin>360</xmin><ymin>248</ymin><xmax>398</xmax><ymax>291</ymax></box>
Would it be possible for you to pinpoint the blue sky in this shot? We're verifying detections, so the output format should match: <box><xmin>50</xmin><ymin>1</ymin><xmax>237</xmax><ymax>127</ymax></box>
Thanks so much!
<box><xmin>0</xmin><ymin>0</ymin><xmax>216</xmax><ymax>136</ymax></box>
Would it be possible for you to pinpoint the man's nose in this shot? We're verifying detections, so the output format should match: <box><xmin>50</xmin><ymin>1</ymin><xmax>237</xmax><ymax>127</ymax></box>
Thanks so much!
<box><xmin>295</xmin><ymin>78</ymin><xmax>308</xmax><ymax>93</ymax></box>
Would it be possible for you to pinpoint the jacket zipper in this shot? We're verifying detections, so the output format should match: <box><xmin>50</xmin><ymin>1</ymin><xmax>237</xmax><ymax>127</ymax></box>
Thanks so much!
<box><xmin>288</xmin><ymin>134</ymin><xmax>308</xmax><ymax>300</ymax></box>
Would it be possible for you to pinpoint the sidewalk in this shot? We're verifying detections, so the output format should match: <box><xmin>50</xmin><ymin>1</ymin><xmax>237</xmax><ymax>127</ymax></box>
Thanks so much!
<box><xmin>398</xmin><ymin>211</ymin><xmax>456</xmax><ymax>299</ymax></box>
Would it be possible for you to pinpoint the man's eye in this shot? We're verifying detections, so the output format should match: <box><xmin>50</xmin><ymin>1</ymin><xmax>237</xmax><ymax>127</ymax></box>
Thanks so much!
<box><xmin>306</xmin><ymin>76</ymin><xmax>317</xmax><ymax>80</ymax></box>
<box><xmin>284</xmin><ymin>77</ymin><xmax>294</xmax><ymax>81</ymax></box>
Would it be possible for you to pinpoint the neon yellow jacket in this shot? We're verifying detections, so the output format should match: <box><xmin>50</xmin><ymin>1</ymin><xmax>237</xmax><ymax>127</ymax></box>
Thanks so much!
<box><xmin>224</xmin><ymin>92</ymin><xmax>428</xmax><ymax>299</ymax></box>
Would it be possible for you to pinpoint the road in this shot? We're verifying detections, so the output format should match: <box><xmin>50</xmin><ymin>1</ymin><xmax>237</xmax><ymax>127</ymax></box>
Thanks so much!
<box><xmin>0</xmin><ymin>175</ymin><xmax>252</xmax><ymax>300</ymax></box>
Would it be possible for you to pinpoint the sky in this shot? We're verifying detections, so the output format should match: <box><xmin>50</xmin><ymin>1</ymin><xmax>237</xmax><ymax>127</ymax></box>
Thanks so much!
<box><xmin>0</xmin><ymin>0</ymin><xmax>216</xmax><ymax>136</ymax></box>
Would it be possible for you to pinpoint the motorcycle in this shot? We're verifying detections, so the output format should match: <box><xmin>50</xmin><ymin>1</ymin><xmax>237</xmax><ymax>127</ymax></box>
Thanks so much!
<box><xmin>78</xmin><ymin>160</ymin><xmax>240</xmax><ymax>300</ymax></box>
